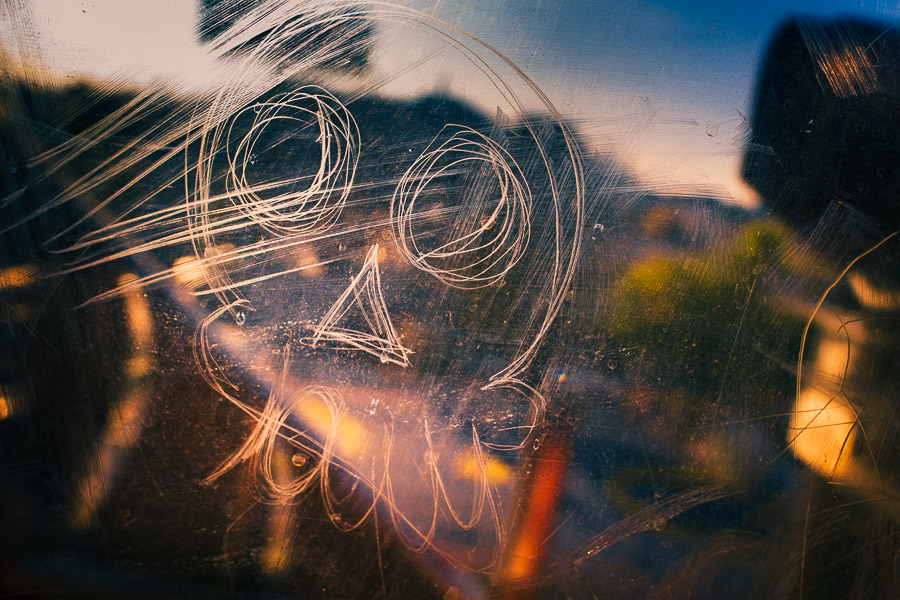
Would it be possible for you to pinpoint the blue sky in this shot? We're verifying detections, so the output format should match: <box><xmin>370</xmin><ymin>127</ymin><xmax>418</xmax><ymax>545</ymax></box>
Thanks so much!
<box><xmin>5</xmin><ymin>0</ymin><xmax>899</xmax><ymax>204</ymax></box>
<box><xmin>422</xmin><ymin>0</ymin><xmax>900</xmax><ymax>203</ymax></box>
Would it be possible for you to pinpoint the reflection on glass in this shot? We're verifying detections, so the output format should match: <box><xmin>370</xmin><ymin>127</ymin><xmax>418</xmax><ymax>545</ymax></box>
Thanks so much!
<box><xmin>1</xmin><ymin>2</ymin><xmax>898</xmax><ymax>599</ymax></box>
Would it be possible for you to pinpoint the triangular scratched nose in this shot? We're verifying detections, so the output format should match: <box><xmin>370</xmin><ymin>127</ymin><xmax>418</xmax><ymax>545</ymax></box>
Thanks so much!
<box><xmin>302</xmin><ymin>244</ymin><xmax>412</xmax><ymax>366</ymax></box>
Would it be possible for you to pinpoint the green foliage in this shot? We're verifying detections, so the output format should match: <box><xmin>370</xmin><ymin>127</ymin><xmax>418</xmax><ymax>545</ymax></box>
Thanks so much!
<box><xmin>604</xmin><ymin>218</ymin><xmax>802</xmax><ymax>425</ymax></box>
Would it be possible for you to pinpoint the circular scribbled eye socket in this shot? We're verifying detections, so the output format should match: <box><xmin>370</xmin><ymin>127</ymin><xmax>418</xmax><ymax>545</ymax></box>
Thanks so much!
<box><xmin>224</xmin><ymin>86</ymin><xmax>359</xmax><ymax>237</ymax></box>
<box><xmin>391</xmin><ymin>125</ymin><xmax>532</xmax><ymax>289</ymax></box>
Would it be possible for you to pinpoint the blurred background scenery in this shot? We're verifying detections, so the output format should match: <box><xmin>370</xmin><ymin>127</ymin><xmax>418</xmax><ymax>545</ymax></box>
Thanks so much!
<box><xmin>1</xmin><ymin>1</ymin><xmax>898</xmax><ymax>598</ymax></box>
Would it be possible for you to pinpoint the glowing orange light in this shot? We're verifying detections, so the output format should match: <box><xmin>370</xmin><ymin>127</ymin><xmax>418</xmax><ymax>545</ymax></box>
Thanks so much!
<box><xmin>0</xmin><ymin>265</ymin><xmax>34</xmax><ymax>289</ymax></box>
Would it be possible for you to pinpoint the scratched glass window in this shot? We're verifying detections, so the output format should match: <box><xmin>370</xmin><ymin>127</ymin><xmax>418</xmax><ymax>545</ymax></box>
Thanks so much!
<box><xmin>1</xmin><ymin>1</ymin><xmax>898</xmax><ymax>599</ymax></box>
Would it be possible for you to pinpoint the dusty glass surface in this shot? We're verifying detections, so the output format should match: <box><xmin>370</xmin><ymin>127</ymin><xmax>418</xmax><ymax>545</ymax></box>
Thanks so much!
<box><xmin>1</xmin><ymin>1</ymin><xmax>898</xmax><ymax>598</ymax></box>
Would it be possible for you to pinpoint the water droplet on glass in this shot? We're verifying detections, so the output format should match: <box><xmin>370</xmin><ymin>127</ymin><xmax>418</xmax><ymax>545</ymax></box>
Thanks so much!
<box><xmin>607</xmin><ymin>358</ymin><xmax>618</xmax><ymax>370</ymax></box>
<box><xmin>291</xmin><ymin>453</ymin><xmax>307</xmax><ymax>468</ymax></box>
<box><xmin>235</xmin><ymin>310</ymin><xmax>246</xmax><ymax>326</ymax></box>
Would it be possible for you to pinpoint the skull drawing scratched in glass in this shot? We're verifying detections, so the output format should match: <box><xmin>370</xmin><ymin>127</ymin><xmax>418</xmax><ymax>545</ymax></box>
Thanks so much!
<box><xmin>53</xmin><ymin>2</ymin><xmax>586</xmax><ymax>571</ymax></box>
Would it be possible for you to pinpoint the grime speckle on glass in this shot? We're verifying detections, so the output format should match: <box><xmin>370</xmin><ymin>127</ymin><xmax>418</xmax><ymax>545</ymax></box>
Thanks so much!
<box><xmin>1</xmin><ymin>1</ymin><xmax>898</xmax><ymax>598</ymax></box>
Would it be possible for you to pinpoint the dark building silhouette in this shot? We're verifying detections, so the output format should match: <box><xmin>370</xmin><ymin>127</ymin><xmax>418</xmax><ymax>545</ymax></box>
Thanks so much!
<box><xmin>742</xmin><ymin>17</ymin><xmax>900</xmax><ymax>235</ymax></box>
